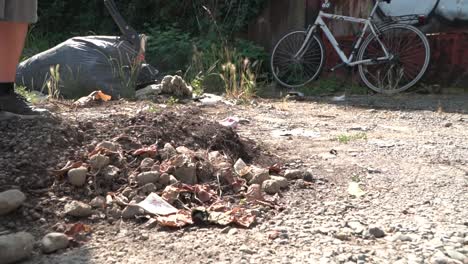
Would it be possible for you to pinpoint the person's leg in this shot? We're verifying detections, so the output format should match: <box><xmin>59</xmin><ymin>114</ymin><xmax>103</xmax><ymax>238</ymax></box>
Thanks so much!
<box><xmin>0</xmin><ymin>0</ymin><xmax>39</xmax><ymax>116</ymax></box>
<box><xmin>0</xmin><ymin>22</ymin><xmax>28</xmax><ymax>83</ymax></box>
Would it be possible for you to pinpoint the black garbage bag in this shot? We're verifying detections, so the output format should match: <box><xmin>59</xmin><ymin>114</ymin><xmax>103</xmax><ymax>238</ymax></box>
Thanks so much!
<box><xmin>15</xmin><ymin>0</ymin><xmax>159</xmax><ymax>99</ymax></box>
<box><xmin>16</xmin><ymin>35</ymin><xmax>158</xmax><ymax>99</ymax></box>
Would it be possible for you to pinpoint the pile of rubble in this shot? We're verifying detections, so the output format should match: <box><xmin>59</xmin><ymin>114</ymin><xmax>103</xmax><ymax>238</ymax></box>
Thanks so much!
<box><xmin>0</xmin><ymin>136</ymin><xmax>314</xmax><ymax>262</ymax></box>
<box><xmin>136</xmin><ymin>75</ymin><xmax>193</xmax><ymax>100</ymax></box>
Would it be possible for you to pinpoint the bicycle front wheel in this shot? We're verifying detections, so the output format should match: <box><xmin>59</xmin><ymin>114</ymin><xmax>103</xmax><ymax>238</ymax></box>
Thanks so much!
<box><xmin>358</xmin><ymin>24</ymin><xmax>430</xmax><ymax>94</ymax></box>
<box><xmin>271</xmin><ymin>31</ymin><xmax>325</xmax><ymax>88</ymax></box>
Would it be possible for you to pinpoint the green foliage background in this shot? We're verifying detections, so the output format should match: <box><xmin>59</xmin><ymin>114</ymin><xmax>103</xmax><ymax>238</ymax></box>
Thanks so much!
<box><xmin>31</xmin><ymin>0</ymin><xmax>268</xmax><ymax>74</ymax></box>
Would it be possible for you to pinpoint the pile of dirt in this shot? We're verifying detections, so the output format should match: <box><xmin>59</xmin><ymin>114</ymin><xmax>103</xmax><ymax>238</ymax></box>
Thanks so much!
<box><xmin>0</xmin><ymin>117</ymin><xmax>83</xmax><ymax>190</ymax></box>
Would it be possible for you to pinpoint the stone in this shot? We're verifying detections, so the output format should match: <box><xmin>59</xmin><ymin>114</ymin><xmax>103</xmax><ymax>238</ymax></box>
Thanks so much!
<box><xmin>158</xmin><ymin>173</ymin><xmax>170</xmax><ymax>186</ymax></box>
<box><xmin>96</xmin><ymin>141</ymin><xmax>120</xmax><ymax>152</ymax></box>
<box><xmin>284</xmin><ymin>169</ymin><xmax>304</xmax><ymax>180</ymax></box>
<box><xmin>249</xmin><ymin>167</ymin><xmax>270</xmax><ymax>185</ymax></box>
<box><xmin>121</xmin><ymin>204</ymin><xmax>145</xmax><ymax>219</ymax></box>
<box><xmin>102</xmin><ymin>165</ymin><xmax>120</xmax><ymax>181</ymax></box>
<box><xmin>67</xmin><ymin>167</ymin><xmax>88</xmax><ymax>187</ymax></box>
<box><xmin>139</xmin><ymin>183</ymin><xmax>157</xmax><ymax>194</ymax></box>
<box><xmin>64</xmin><ymin>201</ymin><xmax>93</xmax><ymax>217</ymax></box>
<box><xmin>90</xmin><ymin>196</ymin><xmax>106</xmax><ymax>209</ymax></box>
<box><xmin>368</xmin><ymin>225</ymin><xmax>386</xmax><ymax>238</ymax></box>
<box><xmin>161</xmin><ymin>143</ymin><xmax>177</xmax><ymax>159</ymax></box>
<box><xmin>391</xmin><ymin>233</ymin><xmax>413</xmax><ymax>242</ymax></box>
<box><xmin>262</xmin><ymin>180</ymin><xmax>281</xmax><ymax>194</ymax></box>
<box><xmin>136</xmin><ymin>171</ymin><xmax>160</xmax><ymax>186</ymax></box>
<box><xmin>0</xmin><ymin>232</ymin><xmax>35</xmax><ymax>264</ymax></box>
<box><xmin>89</xmin><ymin>154</ymin><xmax>110</xmax><ymax>170</ymax></box>
<box><xmin>347</xmin><ymin>221</ymin><xmax>366</xmax><ymax>234</ymax></box>
<box><xmin>0</xmin><ymin>189</ymin><xmax>26</xmax><ymax>216</ymax></box>
<box><xmin>270</xmin><ymin>176</ymin><xmax>288</xmax><ymax>189</ymax></box>
<box><xmin>136</xmin><ymin>84</ymin><xmax>162</xmax><ymax>100</ymax></box>
<box><xmin>41</xmin><ymin>232</ymin><xmax>69</xmax><ymax>253</ymax></box>
<box><xmin>140</xmin><ymin>158</ymin><xmax>155</xmax><ymax>172</ymax></box>
<box><xmin>239</xmin><ymin>245</ymin><xmax>256</xmax><ymax>254</ymax></box>
<box><xmin>174</xmin><ymin>164</ymin><xmax>197</xmax><ymax>185</ymax></box>
<box><xmin>445</xmin><ymin>250</ymin><xmax>467</xmax><ymax>263</ymax></box>
<box><xmin>169</xmin><ymin>175</ymin><xmax>178</xmax><ymax>185</ymax></box>
<box><xmin>303</xmin><ymin>170</ymin><xmax>314</xmax><ymax>182</ymax></box>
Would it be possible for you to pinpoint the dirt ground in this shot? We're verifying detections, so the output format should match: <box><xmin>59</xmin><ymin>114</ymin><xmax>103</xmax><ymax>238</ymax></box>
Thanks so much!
<box><xmin>1</xmin><ymin>93</ymin><xmax>467</xmax><ymax>264</ymax></box>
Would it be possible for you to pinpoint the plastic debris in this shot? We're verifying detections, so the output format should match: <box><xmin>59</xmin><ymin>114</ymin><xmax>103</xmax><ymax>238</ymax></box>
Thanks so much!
<box><xmin>348</xmin><ymin>182</ymin><xmax>367</xmax><ymax>197</ymax></box>
<box><xmin>74</xmin><ymin>91</ymin><xmax>112</xmax><ymax>106</ymax></box>
<box><xmin>138</xmin><ymin>193</ymin><xmax>178</xmax><ymax>216</ymax></box>
<box><xmin>132</xmin><ymin>145</ymin><xmax>158</xmax><ymax>158</ymax></box>
<box><xmin>156</xmin><ymin>210</ymin><xmax>193</xmax><ymax>228</ymax></box>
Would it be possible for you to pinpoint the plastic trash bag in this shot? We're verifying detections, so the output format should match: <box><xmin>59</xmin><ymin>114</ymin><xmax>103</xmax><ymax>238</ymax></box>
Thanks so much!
<box><xmin>16</xmin><ymin>35</ymin><xmax>158</xmax><ymax>99</ymax></box>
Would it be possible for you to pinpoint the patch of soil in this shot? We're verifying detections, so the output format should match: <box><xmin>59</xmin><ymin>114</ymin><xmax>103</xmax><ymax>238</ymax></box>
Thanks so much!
<box><xmin>0</xmin><ymin>116</ymin><xmax>83</xmax><ymax>190</ymax></box>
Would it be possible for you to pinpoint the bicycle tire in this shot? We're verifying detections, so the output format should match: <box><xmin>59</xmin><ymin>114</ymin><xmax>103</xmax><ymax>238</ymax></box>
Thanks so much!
<box><xmin>357</xmin><ymin>24</ymin><xmax>430</xmax><ymax>94</ymax></box>
<box><xmin>270</xmin><ymin>31</ymin><xmax>325</xmax><ymax>88</ymax></box>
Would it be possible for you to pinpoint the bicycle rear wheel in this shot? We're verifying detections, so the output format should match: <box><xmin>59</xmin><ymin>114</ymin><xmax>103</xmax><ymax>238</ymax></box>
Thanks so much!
<box><xmin>271</xmin><ymin>31</ymin><xmax>325</xmax><ymax>88</ymax></box>
<box><xmin>358</xmin><ymin>24</ymin><xmax>430</xmax><ymax>94</ymax></box>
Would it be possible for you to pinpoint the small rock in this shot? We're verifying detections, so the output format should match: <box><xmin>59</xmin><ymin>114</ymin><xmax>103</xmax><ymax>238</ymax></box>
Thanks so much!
<box><xmin>136</xmin><ymin>84</ymin><xmax>162</xmax><ymax>100</ymax></box>
<box><xmin>102</xmin><ymin>165</ymin><xmax>120</xmax><ymax>181</ymax></box>
<box><xmin>270</xmin><ymin>176</ymin><xmax>288</xmax><ymax>189</ymax></box>
<box><xmin>221</xmin><ymin>227</ymin><xmax>231</xmax><ymax>234</ymax></box>
<box><xmin>368</xmin><ymin>225</ymin><xmax>386</xmax><ymax>238</ymax></box>
<box><xmin>445</xmin><ymin>250</ymin><xmax>467</xmax><ymax>263</ymax></box>
<box><xmin>262</xmin><ymin>180</ymin><xmax>281</xmax><ymax>194</ymax></box>
<box><xmin>90</xmin><ymin>196</ymin><xmax>106</xmax><ymax>209</ymax></box>
<box><xmin>140</xmin><ymin>158</ymin><xmax>155</xmax><ymax>172</ymax></box>
<box><xmin>67</xmin><ymin>167</ymin><xmax>88</xmax><ymax>187</ymax></box>
<box><xmin>334</xmin><ymin>230</ymin><xmax>352</xmax><ymax>241</ymax></box>
<box><xmin>347</xmin><ymin>221</ymin><xmax>366</xmax><ymax>234</ymax></box>
<box><xmin>303</xmin><ymin>170</ymin><xmax>314</xmax><ymax>182</ymax></box>
<box><xmin>158</xmin><ymin>173</ymin><xmax>170</xmax><ymax>186</ymax></box>
<box><xmin>89</xmin><ymin>154</ymin><xmax>110</xmax><ymax>170</ymax></box>
<box><xmin>208</xmin><ymin>151</ymin><xmax>222</xmax><ymax>162</ymax></box>
<box><xmin>136</xmin><ymin>171</ymin><xmax>160</xmax><ymax>186</ymax></box>
<box><xmin>228</xmin><ymin>228</ymin><xmax>238</xmax><ymax>236</ymax></box>
<box><xmin>174</xmin><ymin>164</ymin><xmax>197</xmax><ymax>185</ymax></box>
<box><xmin>284</xmin><ymin>169</ymin><xmax>303</xmax><ymax>180</ymax></box>
<box><xmin>249</xmin><ymin>167</ymin><xmax>270</xmax><ymax>185</ymax></box>
<box><xmin>391</xmin><ymin>233</ymin><xmax>413</xmax><ymax>242</ymax></box>
<box><xmin>0</xmin><ymin>189</ymin><xmax>26</xmax><ymax>216</ymax></box>
<box><xmin>97</xmin><ymin>141</ymin><xmax>120</xmax><ymax>152</ymax></box>
<box><xmin>64</xmin><ymin>201</ymin><xmax>93</xmax><ymax>217</ymax></box>
<box><xmin>161</xmin><ymin>143</ymin><xmax>177</xmax><ymax>159</ymax></box>
<box><xmin>168</xmin><ymin>175</ymin><xmax>178</xmax><ymax>185</ymax></box>
<box><xmin>444</xmin><ymin>123</ymin><xmax>453</xmax><ymax>128</ymax></box>
<box><xmin>139</xmin><ymin>183</ymin><xmax>157</xmax><ymax>194</ymax></box>
<box><xmin>0</xmin><ymin>232</ymin><xmax>35</xmax><ymax>264</ymax></box>
<box><xmin>239</xmin><ymin>245</ymin><xmax>256</xmax><ymax>254</ymax></box>
<box><xmin>41</xmin><ymin>233</ymin><xmax>69</xmax><ymax>253</ymax></box>
<box><xmin>121</xmin><ymin>204</ymin><xmax>145</xmax><ymax>219</ymax></box>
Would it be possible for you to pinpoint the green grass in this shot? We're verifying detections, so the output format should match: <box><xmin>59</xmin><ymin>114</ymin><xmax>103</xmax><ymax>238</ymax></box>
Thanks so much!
<box><xmin>336</xmin><ymin>132</ymin><xmax>368</xmax><ymax>144</ymax></box>
<box><xmin>15</xmin><ymin>86</ymin><xmax>42</xmax><ymax>104</ymax></box>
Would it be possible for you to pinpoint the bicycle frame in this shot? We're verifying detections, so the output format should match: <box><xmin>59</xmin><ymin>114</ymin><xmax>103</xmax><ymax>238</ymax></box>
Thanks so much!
<box><xmin>295</xmin><ymin>1</ymin><xmax>392</xmax><ymax>68</ymax></box>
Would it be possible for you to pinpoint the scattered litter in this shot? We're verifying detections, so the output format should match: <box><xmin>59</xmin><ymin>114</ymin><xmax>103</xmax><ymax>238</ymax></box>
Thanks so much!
<box><xmin>271</xmin><ymin>129</ymin><xmax>321</xmax><ymax>138</ymax></box>
<box><xmin>53</xmin><ymin>161</ymin><xmax>84</xmax><ymax>179</ymax></box>
<box><xmin>348</xmin><ymin>182</ymin><xmax>367</xmax><ymax>197</ymax></box>
<box><xmin>132</xmin><ymin>145</ymin><xmax>158</xmax><ymax>158</ymax></box>
<box><xmin>74</xmin><ymin>91</ymin><xmax>112</xmax><ymax>107</ymax></box>
<box><xmin>332</xmin><ymin>94</ymin><xmax>346</xmax><ymax>102</ymax></box>
<box><xmin>138</xmin><ymin>193</ymin><xmax>178</xmax><ymax>216</ymax></box>
<box><xmin>157</xmin><ymin>210</ymin><xmax>193</xmax><ymax>228</ymax></box>
<box><xmin>219</xmin><ymin>116</ymin><xmax>250</xmax><ymax>129</ymax></box>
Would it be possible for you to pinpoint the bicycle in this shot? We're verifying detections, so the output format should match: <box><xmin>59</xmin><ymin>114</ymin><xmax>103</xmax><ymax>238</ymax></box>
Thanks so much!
<box><xmin>270</xmin><ymin>0</ymin><xmax>431</xmax><ymax>94</ymax></box>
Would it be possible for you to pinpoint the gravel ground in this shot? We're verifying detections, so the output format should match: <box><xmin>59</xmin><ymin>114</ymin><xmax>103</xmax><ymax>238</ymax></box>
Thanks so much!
<box><xmin>2</xmin><ymin>94</ymin><xmax>467</xmax><ymax>264</ymax></box>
